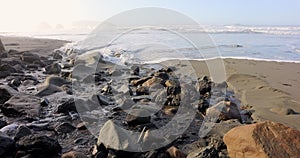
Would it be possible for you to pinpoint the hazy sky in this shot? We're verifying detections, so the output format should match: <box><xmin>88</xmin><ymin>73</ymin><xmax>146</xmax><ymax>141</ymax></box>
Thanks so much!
<box><xmin>0</xmin><ymin>0</ymin><xmax>299</xmax><ymax>31</ymax></box>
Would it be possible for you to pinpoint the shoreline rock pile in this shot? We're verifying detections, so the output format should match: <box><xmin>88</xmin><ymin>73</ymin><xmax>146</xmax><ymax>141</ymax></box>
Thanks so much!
<box><xmin>0</xmin><ymin>38</ymin><xmax>299</xmax><ymax>158</ymax></box>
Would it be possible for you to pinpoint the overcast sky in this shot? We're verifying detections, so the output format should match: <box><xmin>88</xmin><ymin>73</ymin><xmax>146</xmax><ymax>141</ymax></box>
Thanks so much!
<box><xmin>0</xmin><ymin>0</ymin><xmax>299</xmax><ymax>31</ymax></box>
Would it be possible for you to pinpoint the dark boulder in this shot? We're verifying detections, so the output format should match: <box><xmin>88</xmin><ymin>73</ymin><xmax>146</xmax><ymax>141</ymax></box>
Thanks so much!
<box><xmin>52</xmin><ymin>50</ymin><xmax>63</xmax><ymax>60</ymax></box>
<box><xmin>21</xmin><ymin>52</ymin><xmax>41</xmax><ymax>64</ymax></box>
<box><xmin>196</xmin><ymin>76</ymin><xmax>212</xmax><ymax>96</ymax></box>
<box><xmin>14</xmin><ymin>125</ymin><xmax>32</xmax><ymax>141</ymax></box>
<box><xmin>16</xmin><ymin>134</ymin><xmax>62</xmax><ymax>158</ymax></box>
<box><xmin>55</xmin><ymin>98</ymin><xmax>77</xmax><ymax>114</ymax></box>
<box><xmin>0</xmin><ymin>38</ymin><xmax>5</xmax><ymax>53</ymax></box>
<box><xmin>1</xmin><ymin>94</ymin><xmax>41</xmax><ymax>117</ymax></box>
<box><xmin>130</xmin><ymin>65</ymin><xmax>140</xmax><ymax>76</ymax></box>
<box><xmin>0</xmin><ymin>135</ymin><xmax>15</xmax><ymax>157</ymax></box>
<box><xmin>0</xmin><ymin>85</ymin><xmax>18</xmax><ymax>104</ymax></box>
<box><xmin>55</xmin><ymin>122</ymin><xmax>76</xmax><ymax>134</ymax></box>
<box><xmin>45</xmin><ymin>63</ymin><xmax>61</xmax><ymax>74</ymax></box>
<box><xmin>0</xmin><ymin>120</ymin><xmax>7</xmax><ymax>129</ymax></box>
<box><xmin>126</xmin><ymin>109</ymin><xmax>151</xmax><ymax>126</ymax></box>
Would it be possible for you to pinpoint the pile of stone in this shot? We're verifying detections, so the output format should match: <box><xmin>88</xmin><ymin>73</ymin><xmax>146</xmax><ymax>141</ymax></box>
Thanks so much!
<box><xmin>1</xmin><ymin>37</ymin><xmax>299</xmax><ymax>158</ymax></box>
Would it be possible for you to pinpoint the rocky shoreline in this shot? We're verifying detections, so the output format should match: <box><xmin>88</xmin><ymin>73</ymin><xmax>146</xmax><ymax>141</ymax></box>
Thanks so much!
<box><xmin>0</xmin><ymin>37</ymin><xmax>299</xmax><ymax>158</ymax></box>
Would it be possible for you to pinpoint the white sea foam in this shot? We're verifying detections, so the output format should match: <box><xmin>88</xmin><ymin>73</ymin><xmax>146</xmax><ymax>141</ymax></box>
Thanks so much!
<box><xmin>1</xmin><ymin>25</ymin><xmax>300</xmax><ymax>63</ymax></box>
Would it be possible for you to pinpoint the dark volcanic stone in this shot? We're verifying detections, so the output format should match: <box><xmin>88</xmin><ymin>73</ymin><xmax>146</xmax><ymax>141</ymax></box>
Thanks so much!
<box><xmin>26</xmin><ymin>64</ymin><xmax>39</xmax><ymax>70</ymax></box>
<box><xmin>0</xmin><ymin>64</ymin><xmax>17</xmax><ymax>73</ymax></box>
<box><xmin>52</xmin><ymin>50</ymin><xmax>63</xmax><ymax>60</ymax></box>
<box><xmin>0</xmin><ymin>85</ymin><xmax>17</xmax><ymax>104</ymax></box>
<box><xmin>0</xmin><ymin>135</ymin><xmax>15</xmax><ymax>157</ymax></box>
<box><xmin>14</xmin><ymin>125</ymin><xmax>32</xmax><ymax>141</ymax></box>
<box><xmin>8</xmin><ymin>78</ymin><xmax>22</xmax><ymax>88</ymax></box>
<box><xmin>0</xmin><ymin>71</ymin><xmax>11</xmax><ymax>78</ymax></box>
<box><xmin>130</xmin><ymin>65</ymin><xmax>140</xmax><ymax>76</ymax></box>
<box><xmin>126</xmin><ymin>109</ymin><xmax>151</xmax><ymax>126</ymax></box>
<box><xmin>40</xmin><ymin>98</ymin><xmax>50</xmax><ymax>107</ymax></box>
<box><xmin>16</xmin><ymin>134</ymin><xmax>62</xmax><ymax>158</ymax></box>
<box><xmin>196</xmin><ymin>76</ymin><xmax>212</xmax><ymax>95</ymax></box>
<box><xmin>0</xmin><ymin>38</ymin><xmax>5</xmax><ymax>53</ymax></box>
<box><xmin>21</xmin><ymin>52</ymin><xmax>41</xmax><ymax>64</ymax></box>
<box><xmin>55</xmin><ymin>122</ymin><xmax>76</xmax><ymax>133</ymax></box>
<box><xmin>45</xmin><ymin>63</ymin><xmax>61</xmax><ymax>74</ymax></box>
<box><xmin>0</xmin><ymin>120</ymin><xmax>7</xmax><ymax>129</ymax></box>
<box><xmin>55</xmin><ymin>98</ymin><xmax>77</xmax><ymax>114</ymax></box>
<box><xmin>1</xmin><ymin>94</ymin><xmax>41</xmax><ymax>117</ymax></box>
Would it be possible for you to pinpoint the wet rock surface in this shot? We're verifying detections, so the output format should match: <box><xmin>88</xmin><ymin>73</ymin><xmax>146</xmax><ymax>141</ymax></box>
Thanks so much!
<box><xmin>1</xmin><ymin>37</ymin><xmax>293</xmax><ymax>158</ymax></box>
<box><xmin>16</xmin><ymin>134</ymin><xmax>62</xmax><ymax>158</ymax></box>
<box><xmin>1</xmin><ymin>94</ymin><xmax>41</xmax><ymax>117</ymax></box>
<box><xmin>0</xmin><ymin>135</ymin><xmax>15</xmax><ymax>157</ymax></box>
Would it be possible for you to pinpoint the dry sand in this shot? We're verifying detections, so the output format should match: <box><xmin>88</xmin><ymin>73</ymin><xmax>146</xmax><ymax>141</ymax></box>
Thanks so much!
<box><xmin>177</xmin><ymin>59</ymin><xmax>300</xmax><ymax>130</ymax></box>
<box><xmin>0</xmin><ymin>36</ymin><xmax>69</xmax><ymax>56</ymax></box>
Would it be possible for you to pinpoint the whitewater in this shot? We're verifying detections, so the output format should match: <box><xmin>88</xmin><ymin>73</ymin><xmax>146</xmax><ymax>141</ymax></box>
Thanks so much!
<box><xmin>1</xmin><ymin>25</ymin><xmax>300</xmax><ymax>63</ymax></box>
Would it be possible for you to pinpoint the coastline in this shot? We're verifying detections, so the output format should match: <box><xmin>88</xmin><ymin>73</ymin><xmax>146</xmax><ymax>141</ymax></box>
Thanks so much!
<box><xmin>2</xmin><ymin>35</ymin><xmax>300</xmax><ymax>130</ymax></box>
<box><xmin>179</xmin><ymin>58</ymin><xmax>300</xmax><ymax>130</ymax></box>
<box><xmin>0</xmin><ymin>35</ymin><xmax>69</xmax><ymax>56</ymax></box>
<box><xmin>1</xmin><ymin>35</ymin><xmax>300</xmax><ymax>156</ymax></box>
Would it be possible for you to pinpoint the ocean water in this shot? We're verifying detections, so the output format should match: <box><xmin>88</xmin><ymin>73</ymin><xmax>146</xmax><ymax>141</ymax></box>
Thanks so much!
<box><xmin>1</xmin><ymin>25</ymin><xmax>300</xmax><ymax>63</ymax></box>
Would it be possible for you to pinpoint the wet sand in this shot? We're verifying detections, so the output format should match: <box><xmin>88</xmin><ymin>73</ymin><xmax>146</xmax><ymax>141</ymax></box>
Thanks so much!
<box><xmin>176</xmin><ymin>59</ymin><xmax>300</xmax><ymax>130</ymax></box>
<box><xmin>0</xmin><ymin>36</ymin><xmax>68</xmax><ymax>56</ymax></box>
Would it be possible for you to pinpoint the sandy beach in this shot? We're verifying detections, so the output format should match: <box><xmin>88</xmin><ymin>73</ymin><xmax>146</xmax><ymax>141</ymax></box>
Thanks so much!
<box><xmin>160</xmin><ymin>58</ymin><xmax>300</xmax><ymax>131</ymax></box>
<box><xmin>0</xmin><ymin>36</ymin><xmax>68</xmax><ymax>56</ymax></box>
<box><xmin>194</xmin><ymin>59</ymin><xmax>300</xmax><ymax>129</ymax></box>
<box><xmin>1</xmin><ymin>36</ymin><xmax>300</xmax><ymax>157</ymax></box>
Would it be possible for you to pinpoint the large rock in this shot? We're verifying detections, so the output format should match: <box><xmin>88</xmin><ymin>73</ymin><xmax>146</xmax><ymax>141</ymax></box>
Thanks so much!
<box><xmin>21</xmin><ymin>52</ymin><xmax>41</xmax><ymax>64</ymax></box>
<box><xmin>55</xmin><ymin>98</ymin><xmax>77</xmax><ymax>114</ymax></box>
<box><xmin>223</xmin><ymin>121</ymin><xmax>300</xmax><ymax>158</ymax></box>
<box><xmin>35</xmin><ymin>84</ymin><xmax>63</xmax><ymax>97</ymax></box>
<box><xmin>36</xmin><ymin>76</ymin><xmax>70</xmax><ymax>97</ymax></box>
<box><xmin>0</xmin><ymin>85</ymin><xmax>18</xmax><ymax>104</ymax></box>
<box><xmin>205</xmin><ymin>101</ymin><xmax>241</xmax><ymax>122</ymax></box>
<box><xmin>196</xmin><ymin>76</ymin><xmax>212</xmax><ymax>95</ymax></box>
<box><xmin>1</xmin><ymin>94</ymin><xmax>41</xmax><ymax>117</ymax></box>
<box><xmin>0</xmin><ymin>38</ymin><xmax>5</xmax><ymax>53</ymax></box>
<box><xmin>97</xmin><ymin>120</ymin><xmax>140</xmax><ymax>152</ymax></box>
<box><xmin>16</xmin><ymin>134</ymin><xmax>62</xmax><ymax>158</ymax></box>
<box><xmin>55</xmin><ymin>122</ymin><xmax>76</xmax><ymax>133</ymax></box>
<box><xmin>0</xmin><ymin>120</ymin><xmax>7</xmax><ymax>129</ymax></box>
<box><xmin>125</xmin><ymin>109</ymin><xmax>151</xmax><ymax>126</ymax></box>
<box><xmin>0</xmin><ymin>135</ymin><xmax>15</xmax><ymax>157</ymax></box>
<box><xmin>14</xmin><ymin>125</ymin><xmax>32</xmax><ymax>140</ymax></box>
<box><xmin>0</xmin><ymin>64</ymin><xmax>18</xmax><ymax>73</ymax></box>
<box><xmin>45</xmin><ymin>62</ymin><xmax>61</xmax><ymax>74</ymax></box>
<box><xmin>52</xmin><ymin>50</ymin><xmax>63</xmax><ymax>60</ymax></box>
